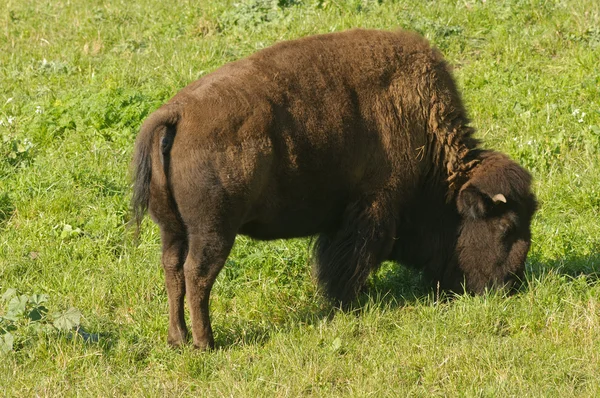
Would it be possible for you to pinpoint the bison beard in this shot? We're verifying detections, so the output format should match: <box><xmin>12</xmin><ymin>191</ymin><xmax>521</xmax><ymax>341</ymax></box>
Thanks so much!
<box><xmin>131</xmin><ymin>29</ymin><xmax>537</xmax><ymax>349</ymax></box>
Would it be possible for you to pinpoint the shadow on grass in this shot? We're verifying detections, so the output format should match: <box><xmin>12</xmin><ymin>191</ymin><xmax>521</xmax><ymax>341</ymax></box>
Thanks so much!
<box><xmin>367</xmin><ymin>249</ymin><xmax>600</xmax><ymax>309</ymax></box>
<box><xmin>527</xmin><ymin>249</ymin><xmax>600</xmax><ymax>280</ymax></box>
<box><xmin>213</xmin><ymin>305</ymin><xmax>336</xmax><ymax>350</ymax></box>
<box><xmin>364</xmin><ymin>262</ymin><xmax>434</xmax><ymax>307</ymax></box>
<box><xmin>211</xmin><ymin>264</ymin><xmax>435</xmax><ymax>350</ymax></box>
<box><xmin>188</xmin><ymin>251</ymin><xmax>600</xmax><ymax>350</ymax></box>
<box><xmin>526</xmin><ymin>250</ymin><xmax>600</xmax><ymax>282</ymax></box>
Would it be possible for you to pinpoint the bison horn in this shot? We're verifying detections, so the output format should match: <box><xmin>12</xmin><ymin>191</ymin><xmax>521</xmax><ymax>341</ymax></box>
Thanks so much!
<box><xmin>491</xmin><ymin>193</ymin><xmax>507</xmax><ymax>203</ymax></box>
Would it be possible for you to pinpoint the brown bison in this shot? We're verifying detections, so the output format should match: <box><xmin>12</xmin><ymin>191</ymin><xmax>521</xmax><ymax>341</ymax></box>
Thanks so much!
<box><xmin>132</xmin><ymin>29</ymin><xmax>537</xmax><ymax>349</ymax></box>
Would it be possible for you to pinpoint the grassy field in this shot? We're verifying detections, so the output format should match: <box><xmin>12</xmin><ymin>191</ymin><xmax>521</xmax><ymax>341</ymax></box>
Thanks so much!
<box><xmin>1</xmin><ymin>0</ymin><xmax>600</xmax><ymax>395</ymax></box>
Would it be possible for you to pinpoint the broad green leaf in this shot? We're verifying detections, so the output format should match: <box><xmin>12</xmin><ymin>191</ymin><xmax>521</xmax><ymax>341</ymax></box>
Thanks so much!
<box><xmin>1</xmin><ymin>288</ymin><xmax>17</xmax><ymax>302</ymax></box>
<box><xmin>60</xmin><ymin>224</ymin><xmax>73</xmax><ymax>239</ymax></box>
<box><xmin>0</xmin><ymin>332</ymin><xmax>14</xmax><ymax>354</ymax></box>
<box><xmin>1</xmin><ymin>313</ymin><xmax>19</xmax><ymax>322</ymax></box>
<box><xmin>7</xmin><ymin>295</ymin><xmax>28</xmax><ymax>316</ymax></box>
<box><xmin>331</xmin><ymin>337</ymin><xmax>342</xmax><ymax>352</ymax></box>
<box><xmin>53</xmin><ymin>307</ymin><xmax>82</xmax><ymax>331</ymax></box>
<box><xmin>28</xmin><ymin>305</ymin><xmax>48</xmax><ymax>322</ymax></box>
<box><xmin>60</xmin><ymin>224</ymin><xmax>83</xmax><ymax>239</ymax></box>
<box><xmin>29</xmin><ymin>294</ymin><xmax>49</xmax><ymax>306</ymax></box>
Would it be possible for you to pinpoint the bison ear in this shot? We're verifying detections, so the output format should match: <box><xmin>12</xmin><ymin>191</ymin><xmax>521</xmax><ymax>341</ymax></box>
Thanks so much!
<box><xmin>457</xmin><ymin>184</ymin><xmax>491</xmax><ymax>219</ymax></box>
<box><xmin>457</xmin><ymin>185</ymin><xmax>509</xmax><ymax>219</ymax></box>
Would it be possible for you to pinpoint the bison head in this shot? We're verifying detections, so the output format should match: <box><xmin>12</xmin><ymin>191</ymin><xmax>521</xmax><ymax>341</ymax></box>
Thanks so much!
<box><xmin>450</xmin><ymin>152</ymin><xmax>537</xmax><ymax>294</ymax></box>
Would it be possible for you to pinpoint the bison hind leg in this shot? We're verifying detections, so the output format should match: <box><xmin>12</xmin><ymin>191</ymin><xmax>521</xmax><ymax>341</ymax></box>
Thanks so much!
<box><xmin>312</xmin><ymin>197</ymin><xmax>396</xmax><ymax>306</ymax></box>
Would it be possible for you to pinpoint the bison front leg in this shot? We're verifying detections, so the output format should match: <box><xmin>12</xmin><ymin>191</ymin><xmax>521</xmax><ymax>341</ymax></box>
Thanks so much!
<box><xmin>160</xmin><ymin>229</ymin><xmax>189</xmax><ymax>347</ymax></box>
<box><xmin>313</xmin><ymin>196</ymin><xmax>396</xmax><ymax>306</ymax></box>
<box><xmin>184</xmin><ymin>231</ymin><xmax>235</xmax><ymax>350</ymax></box>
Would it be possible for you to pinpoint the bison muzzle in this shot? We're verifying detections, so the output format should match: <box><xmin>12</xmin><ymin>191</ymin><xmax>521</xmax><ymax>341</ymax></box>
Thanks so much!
<box><xmin>132</xmin><ymin>29</ymin><xmax>537</xmax><ymax>350</ymax></box>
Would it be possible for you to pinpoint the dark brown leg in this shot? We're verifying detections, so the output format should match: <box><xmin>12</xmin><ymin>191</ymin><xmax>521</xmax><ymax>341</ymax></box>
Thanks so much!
<box><xmin>183</xmin><ymin>231</ymin><xmax>235</xmax><ymax>350</ymax></box>
<box><xmin>160</xmin><ymin>228</ymin><xmax>189</xmax><ymax>347</ymax></box>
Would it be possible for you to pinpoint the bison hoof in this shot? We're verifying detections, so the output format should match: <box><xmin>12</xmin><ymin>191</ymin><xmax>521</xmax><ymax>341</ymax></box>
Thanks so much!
<box><xmin>192</xmin><ymin>338</ymin><xmax>215</xmax><ymax>351</ymax></box>
<box><xmin>167</xmin><ymin>328</ymin><xmax>189</xmax><ymax>348</ymax></box>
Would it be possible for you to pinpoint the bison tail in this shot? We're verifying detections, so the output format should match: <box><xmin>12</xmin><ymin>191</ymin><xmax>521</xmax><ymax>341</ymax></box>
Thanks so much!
<box><xmin>312</xmin><ymin>198</ymin><xmax>395</xmax><ymax>306</ymax></box>
<box><xmin>131</xmin><ymin>105</ymin><xmax>180</xmax><ymax>231</ymax></box>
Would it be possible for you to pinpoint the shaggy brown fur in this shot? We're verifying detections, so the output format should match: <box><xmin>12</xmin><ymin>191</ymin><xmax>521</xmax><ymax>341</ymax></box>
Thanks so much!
<box><xmin>132</xmin><ymin>29</ymin><xmax>537</xmax><ymax>350</ymax></box>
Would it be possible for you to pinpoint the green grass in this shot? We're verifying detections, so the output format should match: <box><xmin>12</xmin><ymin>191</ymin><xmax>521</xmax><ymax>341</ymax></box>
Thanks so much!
<box><xmin>1</xmin><ymin>0</ymin><xmax>600</xmax><ymax>395</ymax></box>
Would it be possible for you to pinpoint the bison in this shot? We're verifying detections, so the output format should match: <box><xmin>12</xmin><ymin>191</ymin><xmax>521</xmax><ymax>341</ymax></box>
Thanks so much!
<box><xmin>132</xmin><ymin>29</ymin><xmax>537</xmax><ymax>349</ymax></box>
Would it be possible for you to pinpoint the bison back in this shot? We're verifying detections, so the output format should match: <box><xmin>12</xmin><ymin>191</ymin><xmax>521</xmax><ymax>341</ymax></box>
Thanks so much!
<box><xmin>162</xmin><ymin>29</ymin><xmax>465</xmax><ymax>239</ymax></box>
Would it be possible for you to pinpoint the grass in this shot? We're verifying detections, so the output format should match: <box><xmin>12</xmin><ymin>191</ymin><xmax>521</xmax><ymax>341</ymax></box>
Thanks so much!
<box><xmin>1</xmin><ymin>0</ymin><xmax>599</xmax><ymax>395</ymax></box>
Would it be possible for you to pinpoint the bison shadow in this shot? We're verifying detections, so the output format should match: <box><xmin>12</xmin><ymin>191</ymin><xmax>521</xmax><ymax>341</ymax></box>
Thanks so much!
<box><xmin>526</xmin><ymin>250</ymin><xmax>600</xmax><ymax>282</ymax></box>
<box><xmin>212</xmin><ymin>249</ymin><xmax>600</xmax><ymax>349</ymax></box>
<box><xmin>211</xmin><ymin>261</ymin><xmax>436</xmax><ymax>349</ymax></box>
